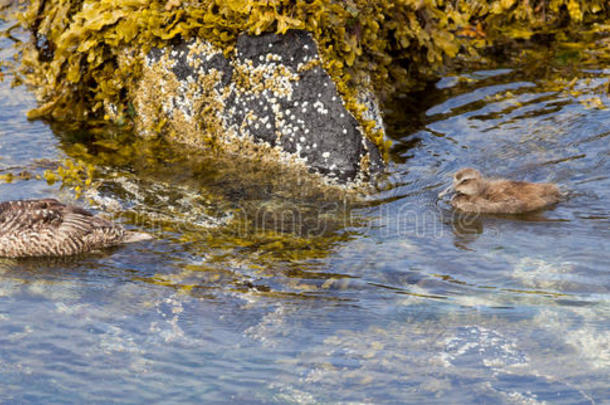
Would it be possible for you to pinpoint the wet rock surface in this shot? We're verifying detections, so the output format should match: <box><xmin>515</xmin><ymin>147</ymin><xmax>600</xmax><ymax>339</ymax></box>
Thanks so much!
<box><xmin>135</xmin><ymin>30</ymin><xmax>384</xmax><ymax>182</ymax></box>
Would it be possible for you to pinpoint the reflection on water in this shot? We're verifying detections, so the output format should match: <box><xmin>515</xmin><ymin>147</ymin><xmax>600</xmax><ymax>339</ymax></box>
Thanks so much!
<box><xmin>1</xmin><ymin>20</ymin><xmax>610</xmax><ymax>403</ymax></box>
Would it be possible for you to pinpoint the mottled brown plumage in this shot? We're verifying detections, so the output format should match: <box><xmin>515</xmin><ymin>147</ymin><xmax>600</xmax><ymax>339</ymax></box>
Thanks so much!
<box><xmin>439</xmin><ymin>168</ymin><xmax>562</xmax><ymax>214</ymax></box>
<box><xmin>0</xmin><ymin>199</ymin><xmax>149</xmax><ymax>258</ymax></box>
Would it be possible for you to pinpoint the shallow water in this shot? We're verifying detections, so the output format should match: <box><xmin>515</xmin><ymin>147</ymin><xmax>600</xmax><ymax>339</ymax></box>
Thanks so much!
<box><xmin>1</xmin><ymin>24</ymin><xmax>609</xmax><ymax>403</ymax></box>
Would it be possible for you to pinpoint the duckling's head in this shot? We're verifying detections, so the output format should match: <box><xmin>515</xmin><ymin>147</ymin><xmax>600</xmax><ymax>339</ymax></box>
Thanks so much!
<box><xmin>453</xmin><ymin>168</ymin><xmax>484</xmax><ymax>196</ymax></box>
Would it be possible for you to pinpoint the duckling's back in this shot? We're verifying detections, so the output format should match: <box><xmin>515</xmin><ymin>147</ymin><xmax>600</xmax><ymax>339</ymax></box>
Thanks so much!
<box><xmin>483</xmin><ymin>180</ymin><xmax>562</xmax><ymax>213</ymax></box>
<box><xmin>0</xmin><ymin>199</ymin><xmax>127</xmax><ymax>258</ymax></box>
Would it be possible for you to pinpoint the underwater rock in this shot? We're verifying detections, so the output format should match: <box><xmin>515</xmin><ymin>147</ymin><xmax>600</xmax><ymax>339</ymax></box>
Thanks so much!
<box><xmin>131</xmin><ymin>30</ymin><xmax>384</xmax><ymax>182</ymax></box>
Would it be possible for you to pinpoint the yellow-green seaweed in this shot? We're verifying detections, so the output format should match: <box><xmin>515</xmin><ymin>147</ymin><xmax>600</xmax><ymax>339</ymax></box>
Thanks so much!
<box><xmin>6</xmin><ymin>0</ymin><xmax>610</xmax><ymax>157</ymax></box>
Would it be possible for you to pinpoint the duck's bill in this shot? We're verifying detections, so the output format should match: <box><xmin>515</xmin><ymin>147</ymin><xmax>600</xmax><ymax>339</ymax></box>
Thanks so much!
<box><xmin>437</xmin><ymin>184</ymin><xmax>454</xmax><ymax>199</ymax></box>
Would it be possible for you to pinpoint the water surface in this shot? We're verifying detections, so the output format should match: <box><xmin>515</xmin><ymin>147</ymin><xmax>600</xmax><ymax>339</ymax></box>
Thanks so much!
<box><xmin>1</xmin><ymin>23</ymin><xmax>609</xmax><ymax>404</ymax></box>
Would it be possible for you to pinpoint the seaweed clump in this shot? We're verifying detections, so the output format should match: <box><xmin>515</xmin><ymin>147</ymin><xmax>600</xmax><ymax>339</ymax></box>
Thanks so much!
<box><xmin>8</xmin><ymin>0</ymin><xmax>610</xmax><ymax>155</ymax></box>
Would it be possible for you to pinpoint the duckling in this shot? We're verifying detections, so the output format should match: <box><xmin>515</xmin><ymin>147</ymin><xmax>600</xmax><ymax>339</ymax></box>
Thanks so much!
<box><xmin>0</xmin><ymin>199</ymin><xmax>151</xmax><ymax>258</ymax></box>
<box><xmin>438</xmin><ymin>168</ymin><xmax>562</xmax><ymax>214</ymax></box>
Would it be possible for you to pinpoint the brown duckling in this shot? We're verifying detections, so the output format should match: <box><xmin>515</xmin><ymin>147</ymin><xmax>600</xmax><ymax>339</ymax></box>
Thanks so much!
<box><xmin>438</xmin><ymin>168</ymin><xmax>562</xmax><ymax>214</ymax></box>
<box><xmin>0</xmin><ymin>199</ymin><xmax>151</xmax><ymax>258</ymax></box>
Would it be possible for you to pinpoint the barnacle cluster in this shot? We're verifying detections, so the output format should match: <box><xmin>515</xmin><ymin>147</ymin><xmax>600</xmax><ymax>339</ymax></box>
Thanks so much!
<box><xmin>7</xmin><ymin>0</ymin><xmax>610</xmax><ymax>157</ymax></box>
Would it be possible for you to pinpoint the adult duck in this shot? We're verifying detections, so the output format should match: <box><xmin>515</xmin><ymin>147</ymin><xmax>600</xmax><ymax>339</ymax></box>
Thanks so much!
<box><xmin>0</xmin><ymin>199</ymin><xmax>150</xmax><ymax>258</ymax></box>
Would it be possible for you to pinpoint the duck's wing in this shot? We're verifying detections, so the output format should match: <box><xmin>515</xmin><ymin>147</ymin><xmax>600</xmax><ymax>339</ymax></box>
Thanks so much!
<box><xmin>56</xmin><ymin>206</ymin><xmax>126</xmax><ymax>254</ymax></box>
<box><xmin>57</xmin><ymin>206</ymin><xmax>113</xmax><ymax>236</ymax></box>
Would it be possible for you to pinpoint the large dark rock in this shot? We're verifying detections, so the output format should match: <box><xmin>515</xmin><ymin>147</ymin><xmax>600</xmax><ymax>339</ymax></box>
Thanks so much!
<box><xmin>132</xmin><ymin>30</ymin><xmax>385</xmax><ymax>182</ymax></box>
